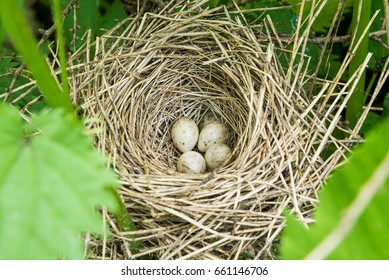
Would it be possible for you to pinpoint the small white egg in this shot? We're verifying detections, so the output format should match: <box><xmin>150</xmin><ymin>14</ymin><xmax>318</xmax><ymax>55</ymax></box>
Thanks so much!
<box><xmin>171</xmin><ymin>117</ymin><xmax>199</xmax><ymax>153</ymax></box>
<box><xmin>205</xmin><ymin>143</ymin><xmax>232</xmax><ymax>170</ymax></box>
<box><xmin>197</xmin><ymin>121</ymin><xmax>230</xmax><ymax>153</ymax></box>
<box><xmin>198</xmin><ymin>112</ymin><xmax>218</xmax><ymax>130</ymax></box>
<box><xmin>177</xmin><ymin>151</ymin><xmax>206</xmax><ymax>174</ymax></box>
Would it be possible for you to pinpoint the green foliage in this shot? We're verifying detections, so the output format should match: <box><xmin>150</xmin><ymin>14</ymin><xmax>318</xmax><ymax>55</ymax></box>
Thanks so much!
<box><xmin>62</xmin><ymin>0</ymin><xmax>126</xmax><ymax>49</ymax></box>
<box><xmin>0</xmin><ymin>0</ymin><xmax>73</xmax><ymax>111</ymax></box>
<box><xmin>62</xmin><ymin>0</ymin><xmax>100</xmax><ymax>49</ymax></box>
<box><xmin>206</xmin><ymin>0</ymin><xmax>297</xmax><ymax>34</ymax></box>
<box><xmin>242</xmin><ymin>0</ymin><xmax>297</xmax><ymax>34</ymax></box>
<box><xmin>0</xmin><ymin>104</ymin><xmax>119</xmax><ymax>259</ymax></box>
<box><xmin>0</xmin><ymin>0</ymin><xmax>141</xmax><ymax>259</ymax></box>
<box><xmin>206</xmin><ymin>0</ymin><xmax>230</xmax><ymax>8</ymax></box>
<box><xmin>320</xmin><ymin>53</ymin><xmax>344</xmax><ymax>80</ymax></box>
<box><xmin>359</xmin><ymin>111</ymin><xmax>381</xmax><ymax>136</ymax></box>
<box><xmin>0</xmin><ymin>0</ymin><xmax>26</xmax><ymax>46</ymax></box>
<box><xmin>100</xmin><ymin>0</ymin><xmax>127</xmax><ymax>32</ymax></box>
<box><xmin>346</xmin><ymin>0</ymin><xmax>387</xmax><ymax>128</ymax></box>
<box><xmin>53</xmin><ymin>0</ymin><xmax>69</xmax><ymax>97</ymax></box>
<box><xmin>346</xmin><ymin>0</ymin><xmax>371</xmax><ymax>128</ymax></box>
<box><xmin>0</xmin><ymin>0</ymin><xmax>387</xmax><ymax>261</ymax></box>
<box><xmin>368</xmin><ymin>1</ymin><xmax>388</xmax><ymax>69</ymax></box>
<box><xmin>287</xmin><ymin>0</ymin><xmax>353</xmax><ymax>33</ymax></box>
<box><xmin>281</xmin><ymin>116</ymin><xmax>389</xmax><ymax>259</ymax></box>
<box><xmin>0</xmin><ymin>55</ymin><xmax>23</xmax><ymax>94</ymax></box>
<box><xmin>361</xmin><ymin>93</ymin><xmax>389</xmax><ymax>135</ymax></box>
<box><xmin>0</xmin><ymin>55</ymin><xmax>46</xmax><ymax>111</ymax></box>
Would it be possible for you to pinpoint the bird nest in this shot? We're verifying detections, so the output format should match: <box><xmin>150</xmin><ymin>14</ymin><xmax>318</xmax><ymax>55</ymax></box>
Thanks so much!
<box><xmin>60</xmin><ymin>1</ymin><xmax>363</xmax><ymax>259</ymax></box>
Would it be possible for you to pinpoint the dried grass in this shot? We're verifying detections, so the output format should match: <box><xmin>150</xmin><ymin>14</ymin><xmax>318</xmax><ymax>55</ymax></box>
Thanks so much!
<box><xmin>3</xmin><ymin>0</ymin><xmax>375</xmax><ymax>259</ymax></box>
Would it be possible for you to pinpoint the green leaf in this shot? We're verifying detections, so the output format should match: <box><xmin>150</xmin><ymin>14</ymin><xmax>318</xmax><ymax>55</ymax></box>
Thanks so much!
<box><xmin>281</xmin><ymin>117</ymin><xmax>389</xmax><ymax>259</ymax></box>
<box><xmin>243</xmin><ymin>1</ymin><xmax>297</xmax><ymax>34</ymax></box>
<box><xmin>346</xmin><ymin>0</ymin><xmax>372</xmax><ymax>128</ymax></box>
<box><xmin>62</xmin><ymin>0</ymin><xmax>101</xmax><ymax>49</ymax></box>
<box><xmin>206</xmin><ymin>0</ymin><xmax>230</xmax><ymax>8</ymax></box>
<box><xmin>0</xmin><ymin>104</ymin><xmax>119</xmax><ymax>259</ymax></box>
<box><xmin>368</xmin><ymin>1</ymin><xmax>388</xmax><ymax>69</ymax></box>
<box><xmin>0</xmin><ymin>0</ymin><xmax>73</xmax><ymax>111</ymax></box>
<box><xmin>359</xmin><ymin>111</ymin><xmax>381</xmax><ymax>136</ymax></box>
<box><xmin>0</xmin><ymin>55</ymin><xmax>21</xmax><ymax>93</ymax></box>
<box><xmin>287</xmin><ymin>0</ymin><xmax>353</xmax><ymax>33</ymax></box>
<box><xmin>304</xmin><ymin>44</ymin><xmax>343</xmax><ymax>80</ymax></box>
<box><xmin>52</xmin><ymin>0</ymin><xmax>70</xmax><ymax>97</ymax></box>
<box><xmin>0</xmin><ymin>55</ymin><xmax>46</xmax><ymax>111</ymax></box>
<box><xmin>0</xmin><ymin>0</ymin><xmax>26</xmax><ymax>45</ymax></box>
<box><xmin>99</xmin><ymin>0</ymin><xmax>127</xmax><ymax>33</ymax></box>
<box><xmin>206</xmin><ymin>0</ymin><xmax>297</xmax><ymax>34</ymax></box>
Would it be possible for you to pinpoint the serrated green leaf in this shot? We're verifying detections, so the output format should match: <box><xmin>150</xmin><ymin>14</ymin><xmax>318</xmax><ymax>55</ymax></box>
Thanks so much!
<box><xmin>0</xmin><ymin>104</ymin><xmax>119</xmax><ymax>259</ymax></box>
<box><xmin>0</xmin><ymin>55</ymin><xmax>46</xmax><ymax>110</ymax></box>
<box><xmin>0</xmin><ymin>56</ymin><xmax>20</xmax><ymax>93</ymax></box>
<box><xmin>281</xmin><ymin>116</ymin><xmax>389</xmax><ymax>260</ymax></box>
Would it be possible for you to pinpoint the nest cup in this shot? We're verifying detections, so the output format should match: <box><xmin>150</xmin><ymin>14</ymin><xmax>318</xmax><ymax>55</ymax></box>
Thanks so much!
<box><xmin>68</xmin><ymin>2</ymin><xmax>350</xmax><ymax>259</ymax></box>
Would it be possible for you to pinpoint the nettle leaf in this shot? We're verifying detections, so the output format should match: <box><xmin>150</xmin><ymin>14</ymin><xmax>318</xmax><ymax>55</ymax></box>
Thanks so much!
<box><xmin>0</xmin><ymin>104</ymin><xmax>119</xmax><ymax>259</ymax></box>
<box><xmin>281</xmin><ymin>116</ymin><xmax>389</xmax><ymax>259</ymax></box>
<box><xmin>0</xmin><ymin>55</ymin><xmax>45</xmax><ymax>111</ymax></box>
<box><xmin>0</xmin><ymin>55</ymin><xmax>21</xmax><ymax>93</ymax></box>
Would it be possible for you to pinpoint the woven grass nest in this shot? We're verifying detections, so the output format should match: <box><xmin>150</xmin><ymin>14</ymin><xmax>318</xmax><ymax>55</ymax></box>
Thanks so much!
<box><xmin>65</xmin><ymin>1</ymin><xmax>363</xmax><ymax>259</ymax></box>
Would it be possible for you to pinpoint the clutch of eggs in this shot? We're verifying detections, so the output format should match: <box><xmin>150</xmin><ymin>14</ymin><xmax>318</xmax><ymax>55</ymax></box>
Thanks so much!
<box><xmin>171</xmin><ymin>116</ymin><xmax>231</xmax><ymax>173</ymax></box>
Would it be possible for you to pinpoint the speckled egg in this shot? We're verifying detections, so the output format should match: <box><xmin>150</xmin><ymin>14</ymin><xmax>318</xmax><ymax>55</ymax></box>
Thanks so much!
<box><xmin>205</xmin><ymin>143</ymin><xmax>232</xmax><ymax>170</ymax></box>
<box><xmin>197</xmin><ymin>121</ymin><xmax>229</xmax><ymax>153</ymax></box>
<box><xmin>171</xmin><ymin>117</ymin><xmax>199</xmax><ymax>153</ymax></box>
<box><xmin>198</xmin><ymin>112</ymin><xmax>218</xmax><ymax>130</ymax></box>
<box><xmin>177</xmin><ymin>151</ymin><xmax>206</xmax><ymax>174</ymax></box>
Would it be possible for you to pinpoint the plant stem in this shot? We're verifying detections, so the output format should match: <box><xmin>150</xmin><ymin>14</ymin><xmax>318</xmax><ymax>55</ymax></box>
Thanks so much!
<box><xmin>346</xmin><ymin>0</ymin><xmax>371</xmax><ymax>128</ymax></box>
<box><xmin>111</xmin><ymin>189</ymin><xmax>146</xmax><ymax>257</ymax></box>
<box><xmin>53</xmin><ymin>0</ymin><xmax>70</xmax><ymax>97</ymax></box>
